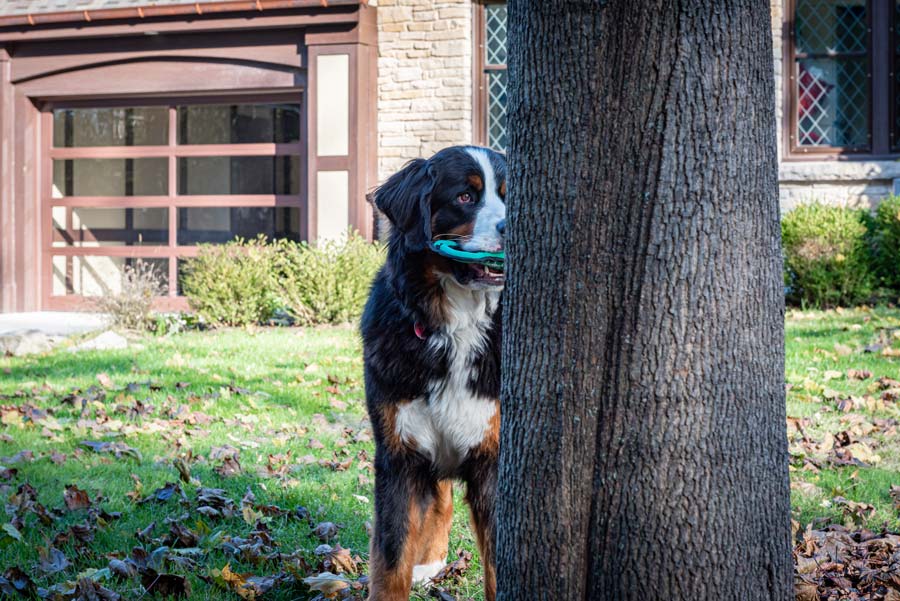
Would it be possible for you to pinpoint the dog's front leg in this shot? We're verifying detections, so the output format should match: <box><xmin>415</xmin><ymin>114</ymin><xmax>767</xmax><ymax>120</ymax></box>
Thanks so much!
<box><xmin>368</xmin><ymin>451</ymin><xmax>450</xmax><ymax>601</ymax></box>
<box><xmin>464</xmin><ymin>458</ymin><xmax>497</xmax><ymax>601</ymax></box>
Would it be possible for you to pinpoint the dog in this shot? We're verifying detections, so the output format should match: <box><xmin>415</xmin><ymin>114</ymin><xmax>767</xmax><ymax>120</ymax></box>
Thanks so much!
<box><xmin>361</xmin><ymin>146</ymin><xmax>507</xmax><ymax>601</ymax></box>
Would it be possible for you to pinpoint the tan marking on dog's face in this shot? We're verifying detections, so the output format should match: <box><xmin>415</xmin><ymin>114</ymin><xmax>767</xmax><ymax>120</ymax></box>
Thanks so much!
<box><xmin>467</xmin><ymin>174</ymin><xmax>484</xmax><ymax>192</ymax></box>
<box><xmin>499</xmin><ymin>180</ymin><xmax>506</xmax><ymax>198</ymax></box>
<box><xmin>445</xmin><ymin>220</ymin><xmax>474</xmax><ymax>240</ymax></box>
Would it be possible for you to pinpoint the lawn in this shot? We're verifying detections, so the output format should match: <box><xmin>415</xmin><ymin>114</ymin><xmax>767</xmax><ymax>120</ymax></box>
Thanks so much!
<box><xmin>2</xmin><ymin>308</ymin><xmax>900</xmax><ymax>599</ymax></box>
<box><xmin>0</xmin><ymin>326</ymin><xmax>482</xmax><ymax>600</ymax></box>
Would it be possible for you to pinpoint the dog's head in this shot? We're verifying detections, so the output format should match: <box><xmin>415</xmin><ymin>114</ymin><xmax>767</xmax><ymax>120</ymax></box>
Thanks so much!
<box><xmin>374</xmin><ymin>146</ymin><xmax>507</xmax><ymax>289</ymax></box>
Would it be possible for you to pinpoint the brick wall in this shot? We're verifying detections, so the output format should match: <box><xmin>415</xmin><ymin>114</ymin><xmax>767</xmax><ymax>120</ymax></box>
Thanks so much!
<box><xmin>376</xmin><ymin>0</ymin><xmax>473</xmax><ymax>183</ymax></box>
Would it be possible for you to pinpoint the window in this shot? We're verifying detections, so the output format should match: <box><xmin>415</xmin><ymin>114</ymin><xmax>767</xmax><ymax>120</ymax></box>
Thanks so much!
<box><xmin>46</xmin><ymin>99</ymin><xmax>303</xmax><ymax>306</ymax></box>
<box><xmin>787</xmin><ymin>0</ymin><xmax>898</xmax><ymax>157</ymax></box>
<box><xmin>475</xmin><ymin>2</ymin><xmax>508</xmax><ymax>151</ymax></box>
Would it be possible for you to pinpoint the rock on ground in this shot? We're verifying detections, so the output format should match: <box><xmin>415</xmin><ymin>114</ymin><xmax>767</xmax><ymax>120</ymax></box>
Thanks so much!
<box><xmin>0</xmin><ymin>330</ymin><xmax>55</xmax><ymax>357</ymax></box>
<box><xmin>69</xmin><ymin>331</ymin><xmax>128</xmax><ymax>352</ymax></box>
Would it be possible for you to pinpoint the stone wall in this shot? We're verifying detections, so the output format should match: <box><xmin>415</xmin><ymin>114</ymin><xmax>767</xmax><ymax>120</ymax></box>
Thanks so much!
<box><xmin>376</xmin><ymin>0</ymin><xmax>473</xmax><ymax>183</ymax></box>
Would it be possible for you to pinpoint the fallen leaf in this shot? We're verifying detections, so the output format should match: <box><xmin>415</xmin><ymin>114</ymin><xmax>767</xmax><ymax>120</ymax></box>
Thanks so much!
<box><xmin>215</xmin><ymin>456</ymin><xmax>242</xmax><ymax>478</ymax></box>
<box><xmin>64</xmin><ymin>484</ymin><xmax>92</xmax><ymax>511</ymax></box>
<box><xmin>430</xmin><ymin>550</ymin><xmax>472</xmax><ymax>585</ymax></box>
<box><xmin>141</xmin><ymin>571</ymin><xmax>191</xmax><ymax>598</ymax></box>
<box><xmin>312</xmin><ymin>521</ymin><xmax>339</xmax><ymax>542</ymax></box>
<box><xmin>139</xmin><ymin>482</ymin><xmax>185</xmax><ymax>505</ymax></box>
<box><xmin>81</xmin><ymin>440</ymin><xmax>142</xmax><ymax>462</ymax></box>
<box><xmin>303</xmin><ymin>572</ymin><xmax>351</xmax><ymax>596</ymax></box>
<box><xmin>0</xmin><ymin>567</ymin><xmax>34</xmax><ymax>596</ymax></box>
<box><xmin>38</xmin><ymin>546</ymin><xmax>70</xmax><ymax>575</ymax></box>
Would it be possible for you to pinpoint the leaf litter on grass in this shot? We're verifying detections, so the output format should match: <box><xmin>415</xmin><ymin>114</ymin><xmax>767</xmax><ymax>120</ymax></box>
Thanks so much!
<box><xmin>0</xmin><ymin>373</ymin><xmax>382</xmax><ymax>600</ymax></box>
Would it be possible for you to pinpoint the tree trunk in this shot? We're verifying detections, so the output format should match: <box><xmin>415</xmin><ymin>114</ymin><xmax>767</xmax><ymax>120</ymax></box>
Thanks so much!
<box><xmin>496</xmin><ymin>2</ymin><xmax>792</xmax><ymax>600</ymax></box>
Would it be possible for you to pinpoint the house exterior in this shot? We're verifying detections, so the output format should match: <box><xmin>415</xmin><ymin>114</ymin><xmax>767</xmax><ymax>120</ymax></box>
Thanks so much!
<box><xmin>0</xmin><ymin>0</ymin><xmax>895</xmax><ymax>312</ymax></box>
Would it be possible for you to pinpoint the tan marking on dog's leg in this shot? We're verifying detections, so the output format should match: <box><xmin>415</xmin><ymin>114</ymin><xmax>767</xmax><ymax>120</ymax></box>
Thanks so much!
<box><xmin>470</xmin><ymin>510</ymin><xmax>496</xmax><ymax>601</ymax></box>
<box><xmin>413</xmin><ymin>480</ymin><xmax>453</xmax><ymax>582</ymax></box>
<box><xmin>368</xmin><ymin>497</ymin><xmax>422</xmax><ymax>601</ymax></box>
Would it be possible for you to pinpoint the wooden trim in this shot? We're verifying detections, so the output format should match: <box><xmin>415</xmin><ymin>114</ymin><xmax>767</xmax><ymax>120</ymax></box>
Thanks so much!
<box><xmin>48</xmin><ymin>195</ymin><xmax>304</xmax><ymax>207</ymax></box>
<box><xmin>46</xmin><ymin>294</ymin><xmax>189</xmax><ymax>312</ymax></box>
<box><xmin>0</xmin><ymin>48</ymin><xmax>14</xmax><ymax>311</ymax></box>
<box><xmin>0</xmin><ymin>0</ymin><xmax>367</xmax><ymax>28</ymax></box>
<box><xmin>472</xmin><ymin>2</ymin><xmax>486</xmax><ymax>147</ymax></box>
<box><xmin>0</xmin><ymin>5</ymin><xmax>365</xmax><ymax>43</ymax></box>
<box><xmin>40</xmin><ymin>110</ymin><xmax>55</xmax><ymax>310</ymax></box>
<box><xmin>892</xmin><ymin>2</ymin><xmax>899</xmax><ymax>151</ymax></box>
<box><xmin>167</xmin><ymin>106</ymin><xmax>178</xmax><ymax>297</ymax></box>
<box><xmin>472</xmin><ymin>1</ymin><xmax>507</xmax><ymax>150</ymax></box>
<box><xmin>44</xmin><ymin>91</ymin><xmax>303</xmax><ymax>110</ymax></box>
<box><xmin>305</xmin><ymin>44</ymin><xmax>320</xmax><ymax>240</ymax></box>
<box><xmin>872</xmin><ymin>0</ymin><xmax>891</xmax><ymax>154</ymax></box>
<box><xmin>50</xmin><ymin>246</ymin><xmax>190</xmax><ymax>257</ymax></box>
<box><xmin>49</xmin><ymin>143</ymin><xmax>304</xmax><ymax>158</ymax></box>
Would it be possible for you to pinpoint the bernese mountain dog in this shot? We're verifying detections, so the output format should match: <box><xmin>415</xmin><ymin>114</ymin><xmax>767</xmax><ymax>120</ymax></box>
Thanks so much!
<box><xmin>361</xmin><ymin>146</ymin><xmax>507</xmax><ymax>601</ymax></box>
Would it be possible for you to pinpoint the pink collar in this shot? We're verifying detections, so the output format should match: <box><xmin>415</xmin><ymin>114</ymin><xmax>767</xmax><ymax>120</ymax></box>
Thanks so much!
<box><xmin>414</xmin><ymin>321</ymin><xmax>428</xmax><ymax>340</ymax></box>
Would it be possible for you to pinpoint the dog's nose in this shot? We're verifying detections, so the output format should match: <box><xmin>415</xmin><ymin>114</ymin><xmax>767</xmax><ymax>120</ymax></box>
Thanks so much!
<box><xmin>496</xmin><ymin>219</ymin><xmax>506</xmax><ymax>235</ymax></box>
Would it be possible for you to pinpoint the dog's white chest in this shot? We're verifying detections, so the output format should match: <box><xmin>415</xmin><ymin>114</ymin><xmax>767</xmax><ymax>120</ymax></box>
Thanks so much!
<box><xmin>395</xmin><ymin>283</ymin><xmax>499</xmax><ymax>470</ymax></box>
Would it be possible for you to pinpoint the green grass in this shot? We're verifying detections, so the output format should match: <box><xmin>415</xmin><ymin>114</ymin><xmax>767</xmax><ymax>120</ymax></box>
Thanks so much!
<box><xmin>4</xmin><ymin>308</ymin><xmax>900</xmax><ymax>598</ymax></box>
<box><xmin>0</xmin><ymin>326</ymin><xmax>482</xmax><ymax>600</ymax></box>
<box><xmin>786</xmin><ymin>306</ymin><xmax>900</xmax><ymax>531</ymax></box>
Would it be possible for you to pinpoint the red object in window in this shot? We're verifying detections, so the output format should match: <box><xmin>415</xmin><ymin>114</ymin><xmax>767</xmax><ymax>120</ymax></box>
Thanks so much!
<box><xmin>798</xmin><ymin>63</ymin><xmax>834</xmax><ymax>144</ymax></box>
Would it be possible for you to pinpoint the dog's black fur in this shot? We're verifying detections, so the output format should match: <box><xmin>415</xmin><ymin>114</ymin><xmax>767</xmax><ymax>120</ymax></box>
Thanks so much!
<box><xmin>361</xmin><ymin>146</ymin><xmax>506</xmax><ymax>601</ymax></box>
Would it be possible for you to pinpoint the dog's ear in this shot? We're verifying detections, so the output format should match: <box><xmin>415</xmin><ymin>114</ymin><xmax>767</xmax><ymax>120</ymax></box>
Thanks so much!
<box><xmin>374</xmin><ymin>158</ymin><xmax>433</xmax><ymax>248</ymax></box>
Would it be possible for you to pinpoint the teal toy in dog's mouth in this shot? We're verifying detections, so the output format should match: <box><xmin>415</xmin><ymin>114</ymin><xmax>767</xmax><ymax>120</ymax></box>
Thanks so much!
<box><xmin>430</xmin><ymin>240</ymin><xmax>505</xmax><ymax>272</ymax></box>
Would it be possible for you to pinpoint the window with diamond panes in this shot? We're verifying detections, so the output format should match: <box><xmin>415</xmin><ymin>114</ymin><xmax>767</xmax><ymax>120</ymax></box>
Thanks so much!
<box><xmin>481</xmin><ymin>3</ymin><xmax>508</xmax><ymax>152</ymax></box>
<box><xmin>794</xmin><ymin>0</ymin><xmax>870</xmax><ymax>149</ymax></box>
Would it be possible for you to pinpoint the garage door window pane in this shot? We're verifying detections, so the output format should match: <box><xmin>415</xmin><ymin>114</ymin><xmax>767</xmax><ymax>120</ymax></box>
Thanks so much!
<box><xmin>53</xmin><ymin>107</ymin><xmax>168</xmax><ymax>147</ymax></box>
<box><xmin>177</xmin><ymin>206</ymin><xmax>301</xmax><ymax>245</ymax></box>
<box><xmin>52</xmin><ymin>158</ymin><xmax>168</xmax><ymax>197</ymax></box>
<box><xmin>51</xmin><ymin>257</ymin><xmax>168</xmax><ymax>296</ymax></box>
<box><xmin>178</xmin><ymin>156</ymin><xmax>300</xmax><ymax>195</ymax></box>
<box><xmin>178</xmin><ymin>103</ymin><xmax>301</xmax><ymax>145</ymax></box>
<box><xmin>52</xmin><ymin>208</ymin><xmax>168</xmax><ymax>247</ymax></box>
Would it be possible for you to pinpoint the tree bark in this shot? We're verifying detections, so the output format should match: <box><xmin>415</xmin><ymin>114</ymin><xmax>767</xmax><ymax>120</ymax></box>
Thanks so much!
<box><xmin>496</xmin><ymin>2</ymin><xmax>792</xmax><ymax>600</ymax></box>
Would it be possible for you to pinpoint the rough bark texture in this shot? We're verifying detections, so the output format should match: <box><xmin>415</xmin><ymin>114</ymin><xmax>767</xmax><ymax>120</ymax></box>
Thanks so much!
<box><xmin>496</xmin><ymin>2</ymin><xmax>792</xmax><ymax>600</ymax></box>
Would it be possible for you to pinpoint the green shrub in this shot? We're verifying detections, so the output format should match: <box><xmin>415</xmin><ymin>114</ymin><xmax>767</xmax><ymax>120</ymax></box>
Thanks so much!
<box><xmin>782</xmin><ymin>202</ymin><xmax>874</xmax><ymax>307</ymax></box>
<box><xmin>275</xmin><ymin>231</ymin><xmax>385</xmax><ymax>325</ymax></box>
<box><xmin>181</xmin><ymin>237</ymin><xmax>280</xmax><ymax>327</ymax></box>
<box><xmin>870</xmin><ymin>194</ymin><xmax>900</xmax><ymax>291</ymax></box>
<box><xmin>181</xmin><ymin>233</ymin><xmax>384</xmax><ymax>327</ymax></box>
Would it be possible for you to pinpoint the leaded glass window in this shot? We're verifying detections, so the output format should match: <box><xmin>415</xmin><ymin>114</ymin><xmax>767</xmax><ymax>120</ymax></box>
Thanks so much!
<box><xmin>482</xmin><ymin>3</ymin><xmax>507</xmax><ymax>152</ymax></box>
<box><xmin>793</xmin><ymin>0</ymin><xmax>870</xmax><ymax>149</ymax></box>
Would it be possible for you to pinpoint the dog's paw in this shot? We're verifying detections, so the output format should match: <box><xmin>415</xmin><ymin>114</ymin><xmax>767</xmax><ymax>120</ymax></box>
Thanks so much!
<box><xmin>411</xmin><ymin>560</ymin><xmax>445</xmax><ymax>585</ymax></box>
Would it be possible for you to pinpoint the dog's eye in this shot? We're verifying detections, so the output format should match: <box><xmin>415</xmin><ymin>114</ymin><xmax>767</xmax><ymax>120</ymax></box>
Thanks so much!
<box><xmin>457</xmin><ymin>192</ymin><xmax>473</xmax><ymax>204</ymax></box>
